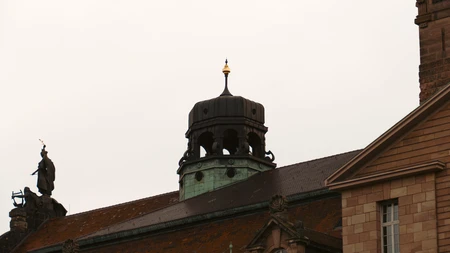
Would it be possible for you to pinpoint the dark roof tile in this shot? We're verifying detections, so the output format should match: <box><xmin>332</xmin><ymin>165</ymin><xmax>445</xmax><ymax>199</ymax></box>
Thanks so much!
<box><xmin>82</xmin><ymin>197</ymin><xmax>342</xmax><ymax>253</ymax></box>
<box><xmin>12</xmin><ymin>191</ymin><xmax>179</xmax><ymax>253</ymax></box>
<box><xmin>13</xmin><ymin>149</ymin><xmax>360</xmax><ymax>252</ymax></box>
<box><xmin>83</xmin><ymin>150</ymin><xmax>360</xmax><ymax>240</ymax></box>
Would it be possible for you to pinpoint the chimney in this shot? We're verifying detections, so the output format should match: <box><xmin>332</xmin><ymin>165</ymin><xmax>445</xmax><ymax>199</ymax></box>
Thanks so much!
<box><xmin>415</xmin><ymin>0</ymin><xmax>450</xmax><ymax>103</ymax></box>
<box><xmin>9</xmin><ymin>208</ymin><xmax>27</xmax><ymax>232</ymax></box>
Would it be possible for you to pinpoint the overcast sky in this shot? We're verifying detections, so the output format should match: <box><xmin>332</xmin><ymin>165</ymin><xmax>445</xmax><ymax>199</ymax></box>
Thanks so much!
<box><xmin>0</xmin><ymin>1</ymin><xmax>419</xmax><ymax>233</ymax></box>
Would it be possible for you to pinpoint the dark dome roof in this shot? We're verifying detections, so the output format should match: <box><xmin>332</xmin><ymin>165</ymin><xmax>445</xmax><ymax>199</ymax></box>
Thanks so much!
<box><xmin>188</xmin><ymin>95</ymin><xmax>265</xmax><ymax>127</ymax></box>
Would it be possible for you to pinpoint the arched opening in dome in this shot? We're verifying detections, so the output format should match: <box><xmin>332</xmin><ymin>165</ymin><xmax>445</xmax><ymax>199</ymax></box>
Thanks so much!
<box><xmin>248</xmin><ymin>132</ymin><xmax>262</xmax><ymax>158</ymax></box>
<box><xmin>198</xmin><ymin>132</ymin><xmax>213</xmax><ymax>158</ymax></box>
<box><xmin>223</xmin><ymin>129</ymin><xmax>238</xmax><ymax>155</ymax></box>
<box><xmin>200</xmin><ymin>147</ymin><xmax>207</xmax><ymax>157</ymax></box>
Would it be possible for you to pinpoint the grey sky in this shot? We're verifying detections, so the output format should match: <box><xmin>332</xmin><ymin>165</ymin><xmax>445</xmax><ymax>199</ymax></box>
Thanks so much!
<box><xmin>0</xmin><ymin>1</ymin><xmax>418</xmax><ymax>233</ymax></box>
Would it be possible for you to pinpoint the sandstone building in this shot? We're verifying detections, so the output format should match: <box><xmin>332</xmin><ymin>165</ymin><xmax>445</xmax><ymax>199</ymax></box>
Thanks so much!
<box><xmin>1</xmin><ymin>1</ymin><xmax>450</xmax><ymax>253</ymax></box>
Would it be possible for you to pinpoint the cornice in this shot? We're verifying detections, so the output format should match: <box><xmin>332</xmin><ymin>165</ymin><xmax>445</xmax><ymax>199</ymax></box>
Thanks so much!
<box><xmin>327</xmin><ymin>161</ymin><xmax>445</xmax><ymax>190</ymax></box>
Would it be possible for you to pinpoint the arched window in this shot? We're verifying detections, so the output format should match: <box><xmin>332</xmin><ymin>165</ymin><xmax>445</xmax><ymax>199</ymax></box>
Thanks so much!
<box><xmin>198</xmin><ymin>132</ymin><xmax>213</xmax><ymax>158</ymax></box>
<box><xmin>248</xmin><ymin>132</ymin><xmax>262</xmax><ymax>158</ymax></box>
<box><xmin>223</xmin><ymin>129</ymin><xmax>238</xmax><ymax>155</ymax></box>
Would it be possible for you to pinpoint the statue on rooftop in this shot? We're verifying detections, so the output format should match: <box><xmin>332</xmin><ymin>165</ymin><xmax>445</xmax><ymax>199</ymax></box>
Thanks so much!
<box><xmin>31</xmin><ymin>141</ymin><xmax>55</xmax><ymax>196</ymax></box>
<box><xmin>15</xmin><ymin>187</ymin><xmax>42</xmax><ymax>212</ymax></box>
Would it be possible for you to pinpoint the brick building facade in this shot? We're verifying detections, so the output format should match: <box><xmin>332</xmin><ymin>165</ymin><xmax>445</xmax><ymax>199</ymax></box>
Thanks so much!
<box><xmin>1</xmin><ymin>1</ymin><xmax>450</xmax><ymax>253</ymax></box>
<box><xmin>326</xmin><ymin>1</ymin><xmax>450</xmax><ymax>253</ymax></box>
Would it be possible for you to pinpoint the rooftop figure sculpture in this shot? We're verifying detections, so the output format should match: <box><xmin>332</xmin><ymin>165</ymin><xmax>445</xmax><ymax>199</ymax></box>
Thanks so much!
<box><xmin>31</xmin><ymin>140</ymin><xmax>55</xmax><ymax>196</ymax></box>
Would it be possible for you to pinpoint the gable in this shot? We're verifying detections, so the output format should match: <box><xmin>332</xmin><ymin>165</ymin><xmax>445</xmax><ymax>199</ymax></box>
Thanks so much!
<box><xmin>245</xmin><ymin>218</ymin><xmax>299</xmax><ymax>251</ymax></box>
<box><xmin>326</xmin><ymin>83</ymin><xmax>450</xmax><ymax>189</ymax></box>
<box><xmin>355</xmin><ymin>101</ymin><xmax>450</xmax><ymax>178</ymax></box>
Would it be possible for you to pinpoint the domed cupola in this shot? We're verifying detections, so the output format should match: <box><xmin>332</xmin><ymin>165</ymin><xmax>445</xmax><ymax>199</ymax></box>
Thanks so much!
<box><xmin>177</xmin><ymin>60</ymin><xmax>276</xmax><ymax>200</ymax></box>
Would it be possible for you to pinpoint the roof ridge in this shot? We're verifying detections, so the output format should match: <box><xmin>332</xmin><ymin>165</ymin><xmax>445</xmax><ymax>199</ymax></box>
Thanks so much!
<box><xmin>62</xmin><ymin>190</ymin><xmax>179</xmax><ymax>218</ymax></box>
<box><xmin>277</xmin><ymin>149</ymin><xmax>362</xmax><ymax>170</ymax></box>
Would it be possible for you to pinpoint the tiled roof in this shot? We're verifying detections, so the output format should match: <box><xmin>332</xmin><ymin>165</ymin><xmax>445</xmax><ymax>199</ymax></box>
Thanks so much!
<box><xmin>12</xmin><ymin>191</ymin><xmax>178</xmax><ymax>253</ymax></box>
<box><xmin>12</xmin><ymin>149</ymin><xmax>360</xmax><ymax>252</ymax></box>
<box><xmin>82</xmin><ymin>197</ymin><xmax>342</xmax><ymax>253</ymax></box>
<box><xmin>82</xmin><ymin>149</ymin><xmax>360</xmax><ymax>240</ymax></box>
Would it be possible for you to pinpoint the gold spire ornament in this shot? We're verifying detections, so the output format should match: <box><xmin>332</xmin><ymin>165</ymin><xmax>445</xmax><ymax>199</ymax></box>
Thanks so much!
<box><xmin>222</xmin><ymin>59</ymin><xmax>230</xmax><ymax>74</ymax></box>
<box><xmin>220</xmin><ymin>59</ymin><xmax>232</xmax><ymax>96</ymax></box>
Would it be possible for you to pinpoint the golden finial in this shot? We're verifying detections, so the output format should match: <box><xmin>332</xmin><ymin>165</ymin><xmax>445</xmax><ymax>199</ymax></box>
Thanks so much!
<box><xmin>222</xmin><ymin>58</ymin><xmax>230</xmax><ymax>75</ymax></box>
<box><xmin>220</xmin><ymin>59</ymin><xmax>232</xmax><ymax>96</ymax></box>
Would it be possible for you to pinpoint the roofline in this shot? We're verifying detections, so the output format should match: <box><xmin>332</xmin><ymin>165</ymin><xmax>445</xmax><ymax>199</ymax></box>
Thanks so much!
<box><xmin>277</xmin><ymin>149</ymin><xmax>362</xmax><ymax>170</ymax></box>
<box><xmin>325</xmin><ymin>83</ymin><xmax>450</xmax><ymax>186</ymax></box>
<box><xmin>29</xmin><ymin>189</ymin><xmax>339</xmax><ymax>253</ymax></box>
<box><xmin>327</xmin><ymin>160</ymin><xmax>445</xmax><ymax>190</ymax></box>
<box><xmin>62</xmin><ymin>190</ymin><xmax>179</xmax><ymax>219</ymax></box>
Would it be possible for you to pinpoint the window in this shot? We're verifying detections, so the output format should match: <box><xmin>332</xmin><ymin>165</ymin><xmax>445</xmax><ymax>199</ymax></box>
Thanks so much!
<box><xmin>381</xmin><ymin>200</ymin><xmax>399</xmax><ymax>253</ymax></box>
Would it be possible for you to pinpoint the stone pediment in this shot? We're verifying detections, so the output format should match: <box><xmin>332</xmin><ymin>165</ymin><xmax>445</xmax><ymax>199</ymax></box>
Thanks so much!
<box><xmin>245</xmin><ymin>213</ymin><xmax>342</xmax><ymax>253</ymax></box>
<box><xmin>245</xmin><ymin>215</ymin><xmax>308</xmax><ymax>253</ymax></box>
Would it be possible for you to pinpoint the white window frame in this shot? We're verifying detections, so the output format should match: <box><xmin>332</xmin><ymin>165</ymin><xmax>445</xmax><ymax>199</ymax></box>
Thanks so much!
<box><xmin>381</xmin><ymin>200</ymin><xmax>399</xmax><ymax>253</ymax></box>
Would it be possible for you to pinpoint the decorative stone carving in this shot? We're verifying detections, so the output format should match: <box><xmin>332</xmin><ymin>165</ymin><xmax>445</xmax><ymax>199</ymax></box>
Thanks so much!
<box><xmin>23</xmin><ymin>187</ymin><xmax>42</xmax><ymax>213</ymax></box>
<box><xmin>9</xmin><ymin>208</ymin><xmax>27</xmax><ymax>232</ymax></box>
<box><xmin>265</xmin><ymin>150</ymin><xmax>275</xmax><ymax>162</ymax></box>
<box><xmin>269</xmin><ymin>195</ymin><xmax>288</xmax><ymax>214</ymax></box>
<box><xmin>62</xmin><ymin>239</ymin><xmax>79</xmax><ymax>253</ymax></box>
<box><xmin>179</xmin><ymin>142</ymin><xmax>194</xmax><ymax>166</ymax></box>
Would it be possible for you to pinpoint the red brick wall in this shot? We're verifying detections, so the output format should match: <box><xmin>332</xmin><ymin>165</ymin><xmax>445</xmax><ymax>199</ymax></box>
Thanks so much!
<box><xmin>417</xmin><ymin>0</ymin><xmax>450</xmax><ymax>103</ymax></box>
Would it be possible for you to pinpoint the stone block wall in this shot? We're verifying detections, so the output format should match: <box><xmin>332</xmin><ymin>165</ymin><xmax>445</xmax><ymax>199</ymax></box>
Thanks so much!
<box><xmin>341</xmin><ymin>173</ymin><xmax>437</xmax><ymax>253</ymax></box>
